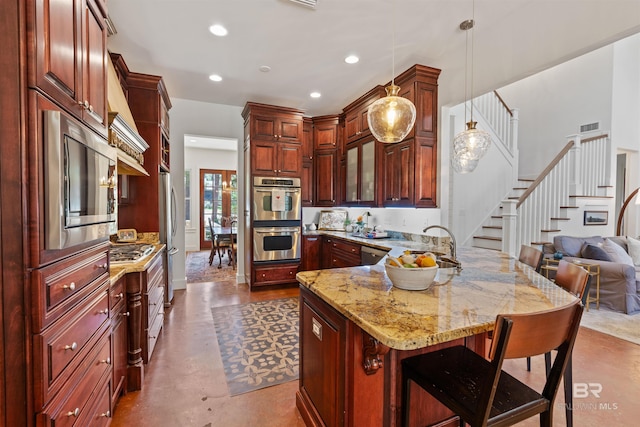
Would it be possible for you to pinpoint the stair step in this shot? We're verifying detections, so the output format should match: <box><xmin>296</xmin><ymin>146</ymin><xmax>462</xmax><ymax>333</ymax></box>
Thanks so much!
<box><xmin>540</xmin><ymin>229</ymin><xmax>561</xmax><ymax>233</ymax></box>
<box><xmin>483</xmin><ymin>226</ymin><xmax>502</xmax><ymax>230</ymax></box>
<box><xmin>507</xmin><ymin>196</ymin><xmax>519</xmax><ymax>200</ymax></box>
<box><xmin>569</xmin><ymin>195</ymin><xmax>613</xmax><ymax>199</ymax></box>
<box><xmin>550</xmin><ymin>217</ymin><xmax>569</xmax><ymax>221</ymax></box>
<box><xmin>512</xmin><ymin>187</ymin><xmax>528</xmax><ymax>190</ymax></box>
<box><xmin>473</xmin><ymin>235</ymin><xmax>502</xmax><ymax>241</ymax></box>
<box><xmin>518</xmin><ymin>178</ymin><xmax>535</xmax><ymax>182</ymax></box>
<box><xmin>560</xmin><ymin>205</ymin><xmax>579</xmax><ymax>209</ymax></box>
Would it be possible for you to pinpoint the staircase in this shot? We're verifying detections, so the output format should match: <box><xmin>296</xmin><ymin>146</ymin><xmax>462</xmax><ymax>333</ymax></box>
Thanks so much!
<box><xmin>466</xmin><ymin>92</ymin><xmax>613</xmax><ymax>255</ymax></box>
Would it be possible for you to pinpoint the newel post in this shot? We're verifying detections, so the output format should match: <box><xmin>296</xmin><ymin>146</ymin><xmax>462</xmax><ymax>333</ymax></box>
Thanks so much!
<box><xmin>501</xmin><ymin>200</ymin><xmax>517</xmax><ymax>257</ymax></box>
<box><xmin>567</xmin><ymin>134</ymin><xmax>582</xmax><ymax>196</ymax></box>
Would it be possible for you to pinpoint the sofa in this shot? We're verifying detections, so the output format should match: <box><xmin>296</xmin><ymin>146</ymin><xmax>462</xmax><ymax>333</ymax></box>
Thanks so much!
<box><xmin>542</xmin><ymin>235</ymin><xmax>640</xmax><ymax>315</ymax></box>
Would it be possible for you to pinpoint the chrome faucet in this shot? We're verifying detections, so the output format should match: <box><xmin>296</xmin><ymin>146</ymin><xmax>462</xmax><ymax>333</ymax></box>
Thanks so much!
<box><xmin>422</xmin><ymin>225</ymin><xmax>462</xmax><ymax>271</ymax></box>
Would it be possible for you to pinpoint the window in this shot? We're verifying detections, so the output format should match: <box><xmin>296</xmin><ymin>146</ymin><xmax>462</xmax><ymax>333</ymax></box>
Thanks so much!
<box><xmin>184</xmin><ymin>169</ymin><xmax>191</xmax><ymax>225</ymax></box>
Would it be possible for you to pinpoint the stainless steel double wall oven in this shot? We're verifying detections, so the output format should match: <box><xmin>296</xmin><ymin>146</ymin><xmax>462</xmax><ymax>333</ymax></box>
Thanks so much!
<box><xmin>252</xmin><ymin>176</ymin><xmax>301</xmax><ymax>262</ymax></box>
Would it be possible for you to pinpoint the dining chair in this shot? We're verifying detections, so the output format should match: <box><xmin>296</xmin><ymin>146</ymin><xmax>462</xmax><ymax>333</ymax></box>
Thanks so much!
<box><xmin>208</xmin><ymin>217</ymin><xmax>216</xmax><ymax>266</ymax></box>
<box><xmin>402</xmin><ymin>299</ymin><xmax>584</xmax><ymax>427</ymax></box>
<box><xmin>518</xmin><ymin>244</ymin><xmax>544</xmax><ymax>272</ymax></box>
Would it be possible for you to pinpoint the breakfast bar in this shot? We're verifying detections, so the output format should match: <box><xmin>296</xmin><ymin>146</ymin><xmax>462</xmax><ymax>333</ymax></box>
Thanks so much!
<box><xmin>295</xmin><ymin>247</ymin><xmax>578</xmax><ymax>427</ymax></box>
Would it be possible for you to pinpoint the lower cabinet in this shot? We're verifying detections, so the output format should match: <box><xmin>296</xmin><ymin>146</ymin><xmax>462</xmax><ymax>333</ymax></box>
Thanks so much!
<box><xmin>253</xmin><ymin>262</ymin><xmax>300</xmax><ymax>288</ymax></box>
<box><xmin>320</xmin><ymin>236</ymin><xmax>361</xmax><ymax>269</ymax></box>
<box><xmin>298</xmin><ymin>286</ymin><xmax>346</xmax><ymax>427</ymax></box>
<box><xmin>301</xmin><ymin>235</ymin><xmax>322</xmax><ymax>271</ymax></box>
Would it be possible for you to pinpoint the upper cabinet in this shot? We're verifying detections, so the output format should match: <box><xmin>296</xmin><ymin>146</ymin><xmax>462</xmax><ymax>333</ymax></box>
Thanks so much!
<box><xmin>343</xmin><ymin>139</ymin><xmax>376</xmax><ymax>206</ymax></box>
<box><xmin>312</xmin><ymin>115</ymin><xmax>341</xmax><ymax>207</ymax></box>
<box><xmin>242</xmin><ymin>103</ymin><xmax>304</xmax><ymax>178</ymax></box>
<box><xmin>31</xmin><ymin>0</ymin><xmax>108</xmax><ymax>137</ymax></box>
<box><xmin>343</xmin><ymin>87</ymin><xmax>385</xmax><ymax>145</ymax></box>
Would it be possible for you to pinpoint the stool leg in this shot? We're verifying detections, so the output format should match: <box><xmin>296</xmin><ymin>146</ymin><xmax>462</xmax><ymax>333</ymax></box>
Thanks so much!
<box><xmin>564</xmin><ymin>355</ymin><xmax>573</xmax><ymax>427</ymax></box>
<box><xmin>526</xmin><ymin>356</ymin><xmax>531</xmax><ymax>371</ymax></box>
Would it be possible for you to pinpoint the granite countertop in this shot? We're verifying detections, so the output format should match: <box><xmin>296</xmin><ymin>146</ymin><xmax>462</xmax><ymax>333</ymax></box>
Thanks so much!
<box><xmin>304</xmin><ymin>230</ymin><xmax>446</xmax><ymax>256</ymax></box>
<box><xmin>296</xmin><ymin>246</ymin><xmax>578</xmax><ymax>350</ymax></box>
<box><xmin>109</xmin><ymin>243</ymin><xmax>166</xmax><ymax>284</ymax></box>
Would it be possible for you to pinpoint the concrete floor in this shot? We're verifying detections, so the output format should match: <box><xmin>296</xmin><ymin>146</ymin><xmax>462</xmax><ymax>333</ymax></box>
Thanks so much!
<box><xmin>111</xmin><ymin>277</ymin><xmax>640</xmax><ymax>427</ymax></box>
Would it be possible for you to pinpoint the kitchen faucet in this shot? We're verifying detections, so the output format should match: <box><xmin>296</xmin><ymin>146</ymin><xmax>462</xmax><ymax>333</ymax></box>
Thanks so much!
<box><xmin>422</xmin><ymin>225</ymin><xmax>462</xmax><ymax>271</ymax></box>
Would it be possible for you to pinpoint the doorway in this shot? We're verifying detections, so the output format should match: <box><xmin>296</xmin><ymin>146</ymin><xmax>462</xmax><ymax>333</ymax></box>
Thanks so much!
<box><xmin>200</xmin><ymin>169</ymin><xmax>237</xmax><ymax>249</ymax></box>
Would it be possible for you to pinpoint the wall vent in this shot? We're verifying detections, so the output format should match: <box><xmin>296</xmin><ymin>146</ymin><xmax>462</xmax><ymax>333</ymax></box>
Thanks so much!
<box><xmin>579</xmin><ymin>122</ymin><xmax>600</xmax><ymax>133</ymax></box>
<box><xmin>288</xmin><ymin>0</ymin><xmax>317</xmax><ymax>9</ymax></box>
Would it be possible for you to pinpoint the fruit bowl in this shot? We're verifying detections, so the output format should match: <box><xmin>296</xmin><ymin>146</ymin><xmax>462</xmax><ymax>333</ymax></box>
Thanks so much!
<box><xmin>385</xmin><ymin>263</ymin><xmax>438</xmax><ymax>291</ymax></box>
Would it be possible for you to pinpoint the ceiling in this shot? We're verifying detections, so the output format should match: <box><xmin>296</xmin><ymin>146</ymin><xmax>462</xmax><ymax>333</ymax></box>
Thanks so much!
<box><xmin>106</xmin><ymin>0</ymin><xmax>640</xmax><ymax>119</ymax></box>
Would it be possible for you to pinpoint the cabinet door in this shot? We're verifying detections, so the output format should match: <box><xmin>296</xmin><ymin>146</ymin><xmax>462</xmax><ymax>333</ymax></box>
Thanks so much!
<box><xmin>382</xmin><ymin>140</ymin><xmax>414</xmax><ymax>206</ymax></box>
<box><xmin>82</xmin><ymin>0</ymin><xmax>108</xmax><ymax>135</ymax></box>
<box><xmin>345</xmin><ymin>146</ymin><xmax>358</xmax><ymax>203</ymax></box>
<box><xmin>314</xmin><ymin>150</ymin><xmax>338</xmax><ymax>206</ymax></box>
<box><xmin>301</xmin><ymin>236</ymin><xmax>322</xmax><ymax>271</ymax></box>
<box><xmin>252</xmin><ymin>114</ymin><xmax>279</xmax><ymax>141</ymax></box>
<box><xmin>344</xmin><ymin>112</ymin><xmax>360</xmax><ymax>143</ymax></box>
<box><xmin>277</xmin><ymin>143</ymin><xmax>302</xmax><ymax>177</ymax></box>
<box><xmin>300</xmin><ymin>289</ymin><xmax>346</xmax><ymax>427</ymax></box>
<box><xmin>314</xmin><ymin>121</ymin><xmax>338</xmax><ymax>150</ymax></box>
<box><xmin>302</xmin><ymin>119</ymin><xmax>313</xmax><ymax>161</ymax></box>
<box><xmin>301</xmin><ymin>161</ymin><xmax>314</xmax><ymax>207</ymax></box>
<box><xmin>252</xmin><ymin>140</ymin><xmax>278</xmax><ymax>176</ymax></box>
<box><xmin>360</xmin><ymin>140</ymin><xmax>376</xmax><ymax>203</ymax></box>
<box><xmin>33</xmin><ymin>0</ymin><xmax>82</xmax><ymax>118</ymax></box>
<box><xmin>415</xmin><ymin>137</ymin><xmax>437</xmax><ymax>207</ymax></box>
<box><xmin>278</xmin><ymin>116</ymin><xmax>303</xmax><ymax>143</ymax></box>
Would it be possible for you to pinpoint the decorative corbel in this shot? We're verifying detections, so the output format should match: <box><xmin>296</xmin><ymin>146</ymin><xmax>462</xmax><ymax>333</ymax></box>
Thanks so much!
<box><xmin>362</xmin><ymin>332</ymin><xmax>390</xmax><ymax>375</ymax></box>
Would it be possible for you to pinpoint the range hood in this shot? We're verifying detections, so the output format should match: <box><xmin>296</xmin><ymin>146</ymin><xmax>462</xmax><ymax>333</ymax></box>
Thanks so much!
<box><xmin>107</xmin><ymin>54</ymin><xmax>149</xmax><ymax>176</ymax></box>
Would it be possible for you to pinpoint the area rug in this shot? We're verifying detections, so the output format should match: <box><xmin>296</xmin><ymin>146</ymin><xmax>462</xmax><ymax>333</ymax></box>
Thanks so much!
<box><xmin>581</xmin><ymin>308</ymin><xmax>640</xmax><ymax>345</ymax></box>
<box><xmin>186</xmin><ymin>250</ymin><xmax>236</xmax><ymax>283</ymax></box>
<box><xmin>211</xmin><ymin>297</ymin><xmax>299</xmax><ymax>396</ymax></box>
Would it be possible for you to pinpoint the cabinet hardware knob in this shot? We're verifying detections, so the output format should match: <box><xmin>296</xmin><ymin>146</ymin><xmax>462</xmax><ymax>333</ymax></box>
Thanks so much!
<box><xmin>310</xmin><ymin>156</ymin><xmax>313</xmax><ymax>159</ymax></box>
<box><xmin>66</xmin><ymin>408</ymin><xmax>80</xmax><ymax>417</ymax></box>
<box><xmin>98</xmin><ymin>309</ymin><xmax>108</xmax><ymax>315</ymax></box>
<box><xmin>88</xmin><ymin>104</ymin><xmax>94</xmax><ymax>113</ymax></box>
<box><xmin>101</xmin><ymin>357</ymin><xmax>111</xmax><ymax>365</ymax></box>
<box><xmin>150</xmin><ymin>335</ymin><xmax>156</xmax><ymax>339</ymax></box>
<box><xmin>100</xmin><ymin>411</ymin><xmax>111</xmax><ymax>418</ymax></box>
<box><xmin>98</xmin><ymin>263</ymin><xmax>108</xmax><ymax>269</ymax></box>
<box><xmin>351</xmin><ymin>248</ymin><xmax>356</xmax><ymax>252</ymax></box>
<box><xmin>262</xmin><ymin>274</ymin><xmax>266</xmax><ymax>278</ymax></box>
<box><xmin>116</xmin><ymin>293</ymin><xmax>124</xmax><ymax>299</ymax></box>
<box><xmin>121</xmin><ymin>312</ymin><xmax>130</xmax><ymax>317</ymax></box>
<box><xmin>289</xmin><ymin>271</ymin><xmax>293</xmax><ymax>275</ymax></box>
<box><xmin>63</xmin><ymin>282</ymin><xmax>76</xmax><ymax>291</ymax></box>
<box><xmin>64</xmin><ymin>342</ymin><xmax>78</xmax><ymax>351</ymax></box>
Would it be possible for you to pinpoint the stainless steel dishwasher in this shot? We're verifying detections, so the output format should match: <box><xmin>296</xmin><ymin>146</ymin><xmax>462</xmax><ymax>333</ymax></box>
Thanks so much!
<box><xmin>361</xmin><ymin>246</ymin><xmax>389</xmax><ymax>265</ymax></box>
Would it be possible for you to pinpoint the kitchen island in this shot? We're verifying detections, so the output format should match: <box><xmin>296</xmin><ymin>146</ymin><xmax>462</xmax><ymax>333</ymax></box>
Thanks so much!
<box><xmin>296</xmin><ymin>246</ymin><xmax>578</xmax><ymax>427</ymax></box>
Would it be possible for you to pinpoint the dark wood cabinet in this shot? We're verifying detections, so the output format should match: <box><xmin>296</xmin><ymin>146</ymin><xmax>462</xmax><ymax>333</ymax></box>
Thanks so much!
<box><xmin>302</xmin><ymin>118</ymin><xmax>314</xmax><ymax>161</ymax></box>
<box><xmin>301</xmin><ymin>235</ymin><xmax>322</xmax><ymax>271</ymax></box>
<box><xmin>250</xmin><ymin>111</ymin><xmax>303</xmax><ymax>143</ymax></box>
<box><xmin>382</xmin><ymin>139</ymin><xmax>415</xmax><ymax>206</ymax></box>
<box><xmin>110</xmin><ymin>276</ymin><xmax>128</xmax><ymax>409</ymax></box>
<box><xmin>302</xmin><ymin>118</ymin><xmax>314</xmax><ymax>206</ymax></box>
<box><xmin>253</xmin><ymin>263</ymin><xmax>300</xmax><ymax>288</ymax></box>
<box><xmin>298</xmin><ymin>286</ymin><xmax>347</xmax><ymax>427</ymax></box>
<box><xmin>314</xmin><ymin>150</ymin><xmax>339</xmax><ymax>207</ymax></box>
<box><xmin>251</xmin><ymin>140</ymin><xmax>303</xmax><ymax>177</ymax></box>
<box><xmin>110</xmin><ymin>53</ymin><xmax>172</xmax><ymax>232</ymax></box>
<box><xmin>343</xmin><ymin>87</ymin><xmax>384</xmax><ymax>145</ymax></box>
<box><xmin>320</xmin><ymin>236</ymin><xmax>362</xmax><ymax>269</ymax></box>
<box><xmin>343</xmin><ymin>139</ymin><xmax>377</xmax><ymax>206</ymax></box>
<box><xmin>31</xmin><ymin>0</ymin><xmax>108</xmax><ymax>137</ymax></box>
<box><xmin>313</xmin><ymin>116</ymin><xmax>340</xmax><ymax>150</ymax></box>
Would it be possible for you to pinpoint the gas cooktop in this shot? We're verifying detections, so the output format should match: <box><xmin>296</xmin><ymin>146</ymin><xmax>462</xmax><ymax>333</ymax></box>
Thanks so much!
<box><xmin>110</xmin><ymin>243</ymin><xmax>155</xmax><ymax>264</ymax></box>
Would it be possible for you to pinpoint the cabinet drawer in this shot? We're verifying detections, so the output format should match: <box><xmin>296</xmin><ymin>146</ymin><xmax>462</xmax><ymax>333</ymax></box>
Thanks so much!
<box><xmin>33</xmin><ymin>247</ymin><xmax>109</xmax><ymax>331</ymax></box>
<box><xmin>329</xmin><ymin>252</ymin><xmax>361</xmax><ymax>268</ymax></box>
<box><xmin>253</xmin><ymin>263</ymin><xmax>300</xmax><ymax>286</ymax></box>
<box><xmin>331</xmin><ymin>239</ymin><xmax>361</xmax><ymax>256</ymax></box>
<box><xmin>145</xmin><ymin>305</ymin><xmax>164</xmax><ymax>364</ymax></box>
<box><xmin>38</xmin><ymin>330</ymin><xmax>112</xmax><ymax>426</ymax></box>
<box><xmin>79</xmin><ymin>378</ymin><xmax>112</xmax><ymax>427</ymax></box>
<box><xmin>109</xmin><ymin>276</ymin><xmax>126</xmax><ymax>312</ymax></box>
<box><xmin>146</xmin><ymin>252</ymin><xmax>165</xmax><ymax>292</ymax></box>
<box><xmin>147</xmin><ymin>284</ymin><xmax>164</xmax><ymax>327</ymax></box>
<box><xmin>36</xmin><ymin>283</ymin><xmax>110</xmax><ymax>394</ymax></box>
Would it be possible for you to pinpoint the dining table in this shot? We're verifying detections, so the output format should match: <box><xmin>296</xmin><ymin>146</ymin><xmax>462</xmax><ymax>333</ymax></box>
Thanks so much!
<box><xmin>212</xmin><ymin>225</ymin><xmax>238</xmax><ymax>269</ymax></box>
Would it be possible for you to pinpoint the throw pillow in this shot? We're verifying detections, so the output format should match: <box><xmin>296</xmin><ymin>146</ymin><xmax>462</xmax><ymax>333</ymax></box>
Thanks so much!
<box><xmin>602</xmin><ymin>238</ymin><xmax>634</xmax><ymax>265</ymax></box>
<box><xmin>626</xmin><ymin>236</ymin><xmax>640</xmax><ymax>266</ymax></box>
<box><xmin>553</xmin><ymin>235</ymin><xmax>604</xmax><ymax>257</ymax></box>
<box><xmin>581</xmin><ymin>243</ymin><xmax>612</xmax><ymax>262</ymax></box>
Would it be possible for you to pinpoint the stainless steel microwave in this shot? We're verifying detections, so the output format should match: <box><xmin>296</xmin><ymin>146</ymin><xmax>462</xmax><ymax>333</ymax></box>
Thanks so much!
<box><xmin>44</xmin><ymin>110</ymin><xmax>117</xmax><ymax>250</ymax></box>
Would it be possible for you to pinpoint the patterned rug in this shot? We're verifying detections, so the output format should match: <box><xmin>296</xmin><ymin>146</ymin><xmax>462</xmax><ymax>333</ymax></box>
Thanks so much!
<box><xmin>211</xmin><ymin>297</ymin><xmax>299</xmax><ymax>396</ymax></box>
<box><xmin>186</xmin><ymin>250</ymin><xmax>236</xmax><ymax>283</ymax></box>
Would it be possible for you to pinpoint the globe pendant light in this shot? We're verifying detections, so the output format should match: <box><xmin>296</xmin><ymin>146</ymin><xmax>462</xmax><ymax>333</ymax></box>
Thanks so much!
<box><xmin>367</xmin><ymin>0</ymin><xmax>416</xmax><ymax>144</ymax></box>
<box><xmin>452</xmin><ymin>2</ymin><xmax>491</xmax><ymax>173</ymax></box>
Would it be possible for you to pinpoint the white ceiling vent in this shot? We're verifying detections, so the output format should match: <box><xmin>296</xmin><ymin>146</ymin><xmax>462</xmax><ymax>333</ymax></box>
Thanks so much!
<box><xmin>579</xmin><ymin>121</ymin><xmax>600</xmax><ymax>133</ymax></box>
<box><xmin>288</xmin><ymin>0</ymin><xmax>317</xmax><ymax>9</ymax></box>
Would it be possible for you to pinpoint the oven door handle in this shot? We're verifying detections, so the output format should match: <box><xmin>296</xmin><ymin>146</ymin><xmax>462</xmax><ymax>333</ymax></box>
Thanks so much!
<box><xmin>254</xmin><ymin>189</ymin><xmax>300</xmax><ymax>194</ymax></box>
<box><xmin>254</xmin><ymin>227</ymin><xmax>300</xmax><ymax>233</ymax></box>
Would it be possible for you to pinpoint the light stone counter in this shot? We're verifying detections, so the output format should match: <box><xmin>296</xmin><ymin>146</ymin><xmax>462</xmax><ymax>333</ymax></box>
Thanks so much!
<box><xmin>296</xmin><ymin>246</ymin><xmax>577</xmax><ymax>350</ymax></box>
<box><xmin>109</xmin><ymin>243</ymin><xmax>166</xmax><ymax>284</ymax></box>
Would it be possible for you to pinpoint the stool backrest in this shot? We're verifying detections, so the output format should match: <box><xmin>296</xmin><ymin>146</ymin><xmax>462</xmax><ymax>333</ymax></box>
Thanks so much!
<box><xmin>518</xmin><ymin>245</ymin><xmax>544</xmax><ymax>272</ymax></box>
<box><xmin>555</xmin><ymin>260</ymin><xmax>590</xmax><ymax>304</ymax></box>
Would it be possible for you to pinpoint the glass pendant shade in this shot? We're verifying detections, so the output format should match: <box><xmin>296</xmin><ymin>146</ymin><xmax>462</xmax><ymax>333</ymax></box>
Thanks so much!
<box><xmin>368</xmin><ymin>84</ymin><xmax>416</xmax><ymax>143</ymax></box>
<box><xmin>451</xmin><ymin>150</ymin><xmax>479</xmax><ymax>174</ymax></box>
<box><xmin>453</xmin><ymin>121</ymin><xmax>491</xmax><ymax>160</ymax></box>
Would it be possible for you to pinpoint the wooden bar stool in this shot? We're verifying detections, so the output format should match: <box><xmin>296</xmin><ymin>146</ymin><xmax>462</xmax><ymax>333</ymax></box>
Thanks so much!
<box><xmin>402</xmin><ymin>299</ymin><xmax>583</xmax><ymax>427</ymax></box>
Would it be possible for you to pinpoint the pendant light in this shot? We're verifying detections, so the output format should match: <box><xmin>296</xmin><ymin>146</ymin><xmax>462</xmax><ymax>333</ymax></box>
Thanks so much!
<box><xmin>367</xmin><ymin>0</ymin><xmax>416</xmax><ymax>144</ymax></box>
<box><xmin>452</xmin><ymin>1</ymin><xmax>491</xmax><ymax>173</ymax></box>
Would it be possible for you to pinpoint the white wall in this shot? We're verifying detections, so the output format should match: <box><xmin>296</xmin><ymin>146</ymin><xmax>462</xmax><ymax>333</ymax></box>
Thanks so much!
<box><xmin>184</xmin><ymin>147</ymin><xmax>238</xmax><ymax>252</ymax></box>
<box><xmin>498</xmin><ymin>43</ymin><xmax>615</xmax><ymax>178</ymax></box>
<box><xmin>168</xmin><ymin>98</ymin><xmax>244</xmax><ymax>290</ymax></box>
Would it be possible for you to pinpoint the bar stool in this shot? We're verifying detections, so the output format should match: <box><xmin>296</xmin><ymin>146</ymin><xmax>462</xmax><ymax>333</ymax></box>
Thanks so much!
<box><xmin>402</xmin><ymin>299</ymin><xmax>583</xmax><ymax>427</ymax></box>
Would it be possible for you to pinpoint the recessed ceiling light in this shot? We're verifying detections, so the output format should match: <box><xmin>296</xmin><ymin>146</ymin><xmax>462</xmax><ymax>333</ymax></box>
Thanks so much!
<box><xmin>310</xmin><ymin>92</ymin><xmax>321</xmax><ymax>98</ymax></box>
<box><xmin>209</xmin><ymin>74</ymin><xmax>222</xmax><ymax>82</ymax></box>
<box><xmin>259</xmin><ymin>65</ymin><xmax>271</xmax><ymax>73</ymax></box>
<box><xmin>209</xmin><ymin>24</ymin><xmax>228</xmax><ymax>36</ymax></box>
<box><xmin>344</xmin><ymin>55</ymin><xmax>359</xmax><ymax>64</ymax></box>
